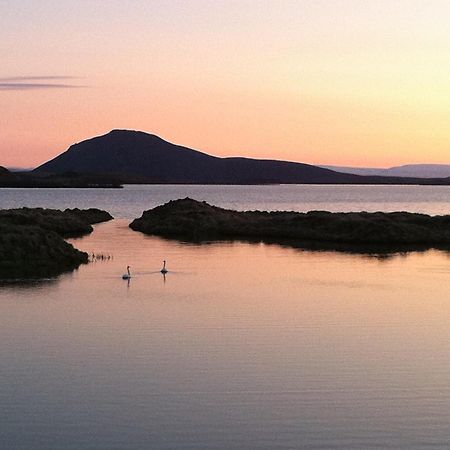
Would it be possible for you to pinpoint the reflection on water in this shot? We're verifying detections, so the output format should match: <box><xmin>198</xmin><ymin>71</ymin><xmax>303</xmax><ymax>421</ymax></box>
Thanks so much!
<box><xmin>0</xmin><ymin>278</ymin><xmax>60</xmax><ymax>291</ymax></box>
<box><xmin>152</xmin><ymin>233</ymin><xmax>450</xmax><ymax>259</ymax></box>
<box><xmin>1</xmin><ymin>220</ymin><xmax>450</xmax><ymax>449</ymax></box>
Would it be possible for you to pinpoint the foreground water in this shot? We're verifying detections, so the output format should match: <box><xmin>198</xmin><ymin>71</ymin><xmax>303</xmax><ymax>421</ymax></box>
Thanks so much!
<box><xmin>1</xmin><ymin>186</ymin><xmax>450</xmax><ymax>448</ymax></box>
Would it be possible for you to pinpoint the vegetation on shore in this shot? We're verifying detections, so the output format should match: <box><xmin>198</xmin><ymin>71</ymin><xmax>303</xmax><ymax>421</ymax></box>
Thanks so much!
<box><xmin>0</xmin><ymin>208</ymin><xmax>113</xmax><ymax>238</ymax></box>
<box><xmin>0</xmin><ymin>166</ymin><xmax>122</xmax><ymax>188</ymax></box>
<box><xmin>0</xmin><ymin>208</ymin><xmax>113</xmax><ymax>279</ymax></box>
<box><xmin>129</xmin><ymin>198</ymin><xmax>450</xmax><ymax>252</ymax></box>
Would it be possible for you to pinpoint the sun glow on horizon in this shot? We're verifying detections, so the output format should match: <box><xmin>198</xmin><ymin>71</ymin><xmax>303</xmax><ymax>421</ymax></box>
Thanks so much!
<box><xmin>1</xmin><ymin>0</ymin><xmax>450</xmax><ymax>168</ymax></box>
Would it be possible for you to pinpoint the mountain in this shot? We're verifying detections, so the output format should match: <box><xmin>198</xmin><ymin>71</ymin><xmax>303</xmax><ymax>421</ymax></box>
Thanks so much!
<box><xmin>0</xmin><ymin>166</ymin><xmax>15</xmax><ymax>180</ymax></box>
<box><xmin>322</xmin><ymin>164</ymin><xmax>450</xmax><ymax>178</ymax></box>
<box><xmin>35</xmin><ymin>130</ymin><xmax>450</xmax><ymax>185</ymax></box>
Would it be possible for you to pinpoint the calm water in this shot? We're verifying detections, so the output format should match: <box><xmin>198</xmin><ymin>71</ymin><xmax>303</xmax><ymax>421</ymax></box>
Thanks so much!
<box><xmin>1</xmin><ymin>186</ymin><xmax>450</xmax><ymax>449</ymax></box>
<box><xmin>1</xmin><ymin>184</ymin><xmax>450</xmax><ymax>217</ymax></box>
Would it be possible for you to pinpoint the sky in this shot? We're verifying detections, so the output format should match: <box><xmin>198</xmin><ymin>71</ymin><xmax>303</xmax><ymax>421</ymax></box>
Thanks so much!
<box><xmin>1</xmin><ymin>0</ymin><xmax>449</xmax><ymax>168</ymax></box>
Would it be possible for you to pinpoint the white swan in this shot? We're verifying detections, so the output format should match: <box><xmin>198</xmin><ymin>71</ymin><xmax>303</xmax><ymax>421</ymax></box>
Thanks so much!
<box><xmin>161</xmin><ymin>260</ymin><xmax>168</xmax><ymax>274</ymax></box>
<box><xmin>122</xmin><ymin>266</ymin><xmax>131</xmax><ymax>279</ymax></box>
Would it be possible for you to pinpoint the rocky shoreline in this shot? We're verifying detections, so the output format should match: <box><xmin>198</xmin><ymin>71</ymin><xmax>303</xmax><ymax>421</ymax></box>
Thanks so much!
<box><xmin>0</xmin><ymin>208</ymin><xmax>113</xmax><ymax>279</ymax></box>
<box><xmin>130</xmin><ymin>198</ymin><xmax>450</xmax><ymax>252</ymax></box>
<box><xmin>4</xmin><ymin>198</ymin><xmax>450</xmax><ymax>280</ymax></box>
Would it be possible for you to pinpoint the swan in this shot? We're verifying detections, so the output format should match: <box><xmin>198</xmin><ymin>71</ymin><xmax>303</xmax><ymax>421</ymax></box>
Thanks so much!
<box><xmin>161</xmin><ymin>260</ymin><xmax>168</xmax><ymax>274</ymax></box>
<box><xmin>122</xmin><ymin>266</ymin><xmax>131</xmax><ymax>279</ymax></box>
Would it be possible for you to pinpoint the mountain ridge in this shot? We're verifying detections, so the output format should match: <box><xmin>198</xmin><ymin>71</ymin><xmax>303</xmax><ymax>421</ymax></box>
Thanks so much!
<box><xmin>35</xmin><ymin>130</ymin><xmax>450</xmax><ymax>185</ymax></box>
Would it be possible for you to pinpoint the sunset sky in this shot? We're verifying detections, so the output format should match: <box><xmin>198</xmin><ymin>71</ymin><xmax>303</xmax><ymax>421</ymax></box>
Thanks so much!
<box><xmin>1</xmin><ymin>0</ymin><xmax>449</xmax><ymax>168</ymax></box>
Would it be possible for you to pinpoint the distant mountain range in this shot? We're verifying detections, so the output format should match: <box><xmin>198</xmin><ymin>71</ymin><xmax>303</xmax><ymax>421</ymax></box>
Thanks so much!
<box><xmin>33</xmin><ymin>130</ymin><xmax>450</xmax><ymax>185</ymax></box>
<box><xmin>5</xmin><ymin>167</ymin><xmax>33</xmax><ymax>172</ymax></box>
<box><xmin>322</xmin><ymin>164</ymin><xmax>450</xmax><ymax>179</ymax></box>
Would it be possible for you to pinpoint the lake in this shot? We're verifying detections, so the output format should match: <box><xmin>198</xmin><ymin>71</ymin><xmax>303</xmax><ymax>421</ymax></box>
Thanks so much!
<box><xmin>1</xmin><ymin>185</ymin><xmax>450</xmax><ymax>449</ymax></box>
<box><xmin>1</xmin><ymin>183</ymin><xmax>450</xmax><ymax>217</ymax></box>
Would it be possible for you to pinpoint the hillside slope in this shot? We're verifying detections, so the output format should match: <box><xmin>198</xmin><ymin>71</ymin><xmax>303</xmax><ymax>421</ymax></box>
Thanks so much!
<box><xmin>36</xmin><ymin>130</ymin><xmax>450</xmax><ymax>185</ymax></box>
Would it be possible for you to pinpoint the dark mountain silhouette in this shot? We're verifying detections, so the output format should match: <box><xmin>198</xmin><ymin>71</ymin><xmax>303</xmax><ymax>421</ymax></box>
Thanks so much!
<box><xmin>35</xmin><ymin>130</ymin><xmax>450</xmax><ymax>185</ymax></box>
<box><xmin>0</xmin><ymin>166</ymin><xmax>19</xmax><ymax>184</ymax></box>
<box><xmin>0</xmin><ymin>166</ymin><xmax>12</xmax><ymax>176</ymax></box>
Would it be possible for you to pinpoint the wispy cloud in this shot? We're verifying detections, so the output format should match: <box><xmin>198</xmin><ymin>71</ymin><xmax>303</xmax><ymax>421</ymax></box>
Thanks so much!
<box><xmin>0</xmin><ymin>76</ymin><xmax>79</xmax><ymax>81</ymax></box>
<box><xmin>0</xmin><ymin>76</ymin><xmax>87</xmax><ymax>90</ymax></box>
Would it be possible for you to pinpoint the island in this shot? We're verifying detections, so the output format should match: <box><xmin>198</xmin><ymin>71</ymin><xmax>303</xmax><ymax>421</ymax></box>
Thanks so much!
<box><xmin>0</xmin><ymin>208</ymin><xmax>113</xmax><ymax>279</ymax></box>
<box><xmin>129</xmin><ymin>198</ymin><xmax>450</xmax><ymax>253</ymax></box>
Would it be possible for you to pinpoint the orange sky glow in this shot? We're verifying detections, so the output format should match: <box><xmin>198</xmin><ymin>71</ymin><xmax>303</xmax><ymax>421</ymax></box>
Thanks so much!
<box><xmin>1</xmin><ymin>0</ymin><xmax>449</xmax><ymax>168</ymax></box>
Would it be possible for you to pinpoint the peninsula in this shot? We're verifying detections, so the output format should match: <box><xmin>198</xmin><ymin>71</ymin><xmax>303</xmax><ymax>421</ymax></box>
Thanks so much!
<box><xmin>0</xmin><ymin>208</ymin><xmax>113</xmax><ymax>279</ymax></box>
<box><xmin>0</xmin><ymin>166</ymin><xmax>122</xmax><ymax>188</ymax></box>
<box><xmin>130</xmin><ymin>198</ymin><xmax>450</xmax><ymax>252</ymax></box>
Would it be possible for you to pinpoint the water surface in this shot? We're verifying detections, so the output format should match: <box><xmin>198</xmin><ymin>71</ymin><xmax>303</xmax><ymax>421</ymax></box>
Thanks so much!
<box><xmin>1</xmin><ymin>184</ymin><xmax>450</xmax><ymax>217</ymax></box>
<box><xmin>1</xmin><ymin>186</ymin><xmax>450</xmax><ymax>448</ymax></box>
